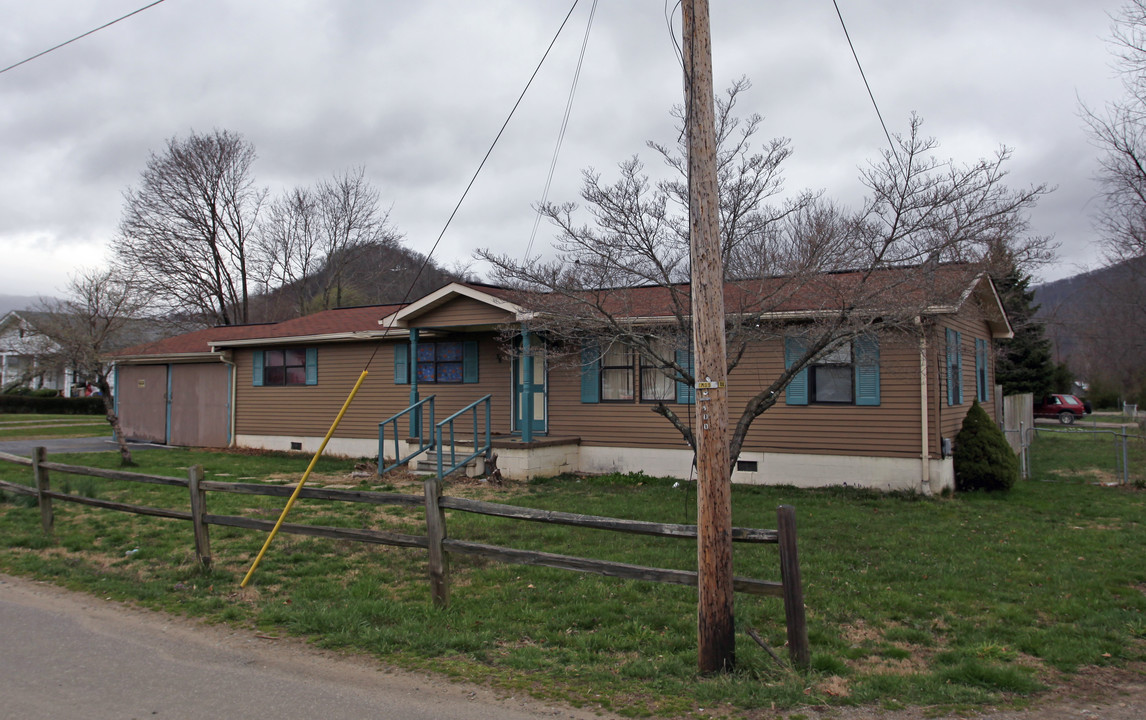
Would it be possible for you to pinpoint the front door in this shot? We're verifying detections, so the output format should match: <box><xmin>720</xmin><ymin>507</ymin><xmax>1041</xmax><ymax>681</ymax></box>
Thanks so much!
<box><xmin>513</xmin><ymin>350</ymin><xmax>547</xmax><ymax>435</ymax></box>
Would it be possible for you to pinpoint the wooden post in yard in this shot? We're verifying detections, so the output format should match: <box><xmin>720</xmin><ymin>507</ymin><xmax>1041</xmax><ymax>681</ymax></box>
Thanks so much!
<box><xmin>187</xmin><ymin>465</ymin><xmax>212</xmax><ymax>569</ymax></box>
<box><xmin>683</xmin><ymin>0</ymin><xmax>735</xmax><ymax>673</ymax></box>
<box><xmin>777</xmin><ymin>505</ymin><xmax>810</xmax><ymax>669</ymax></box>
<box><xmin>32</xmin><ymin>446</ymin><xmax>53</xmax><ymax>535</ymax></box>
<box><xmin>424</xmin><ymin>474</ymin><xmax>450</xmax><ymax>606</ymax></box>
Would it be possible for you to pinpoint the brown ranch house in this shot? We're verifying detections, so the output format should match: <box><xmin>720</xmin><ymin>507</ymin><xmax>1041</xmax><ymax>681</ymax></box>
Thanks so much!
<box><xmin>113</xmin><ymin>271</ymin><xmax>1011</xmax><ymax>493</ymax></box>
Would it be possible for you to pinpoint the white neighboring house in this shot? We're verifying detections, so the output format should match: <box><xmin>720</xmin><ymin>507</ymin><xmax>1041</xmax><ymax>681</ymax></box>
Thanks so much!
<box><xmin>0</xmin><ymin>310</ymin><xmax>84</xmax><ymax>397</ymax></box>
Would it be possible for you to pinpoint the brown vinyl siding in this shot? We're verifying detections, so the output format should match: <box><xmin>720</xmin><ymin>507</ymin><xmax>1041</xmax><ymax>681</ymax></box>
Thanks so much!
<box><xmin>410</xmin><ymin>298</ymin><xmax>514</xmax><ymax>328</ymax></box>
<box><xmin>933</xmin><ymin>300</ymin><xmax>998</xmax><ymax>451</ymax></box>
<box><xmin>545</xmin><ymin>331</ymin><xmax>925</xmax><ymax>459</ymax></box>
<box><xmin>231</xmin><ymin>302</ymin><xmax>1000</xmax><ymax>463</ymax></box>
<box><xmin>234</xmin><ymin>336</ymin><xmax>514</xmax><ymax>440</ymax></box>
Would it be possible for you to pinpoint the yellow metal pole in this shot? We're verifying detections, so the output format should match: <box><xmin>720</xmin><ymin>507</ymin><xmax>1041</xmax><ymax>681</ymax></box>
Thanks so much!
<box><xmin>240</xmin><ymin>369</ymin><xmax>369</xmax><ymax>588</ymax></box>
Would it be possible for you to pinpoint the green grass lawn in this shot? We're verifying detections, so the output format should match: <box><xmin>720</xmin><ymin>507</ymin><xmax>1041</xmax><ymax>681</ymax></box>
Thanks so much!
<box><xmin>0</xmin><ymin>438</ymin><xmax>1144</xmax><ymax>717</ymax></box>
<box><xmin>0</xmin><ymin>413</ymin><xmax>110</xmax><ymax>440</ymax></box>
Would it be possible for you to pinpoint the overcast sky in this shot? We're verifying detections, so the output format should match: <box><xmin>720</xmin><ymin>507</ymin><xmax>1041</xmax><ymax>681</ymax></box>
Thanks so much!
<box><xmin>0</xmin><ymin>0</ymin><xmax>1126</xmax><ymax>298</ymax></box>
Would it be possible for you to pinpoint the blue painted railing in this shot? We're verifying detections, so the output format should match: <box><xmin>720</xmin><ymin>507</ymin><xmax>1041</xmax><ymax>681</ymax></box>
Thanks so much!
<box><xmin>435</xmin><ymin>395</ymin><xmax>492</xmax><ymax>480</ymax></box>
<box><xmin>377</xmin><ymin>395</ymin><xmax>435</xmax><ymax>475</ymax></box>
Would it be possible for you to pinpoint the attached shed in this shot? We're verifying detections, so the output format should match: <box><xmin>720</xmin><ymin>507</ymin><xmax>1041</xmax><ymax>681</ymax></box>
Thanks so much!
<box><xmin>114</xmin><ymin>324</ymin><xmax>270</xmax><ymax>447</ymax></box>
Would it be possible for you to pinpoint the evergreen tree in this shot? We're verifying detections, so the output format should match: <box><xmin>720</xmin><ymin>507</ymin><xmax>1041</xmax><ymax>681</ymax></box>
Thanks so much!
<box><xmin>994</xmin><ymin>266</ymin><xmax>1055</xmax><ymax>397</ymax></box>
<box><xmin>954</xmin><ymin>400</ymin><xmax>1020</xmax><ymax>492</ymax></box>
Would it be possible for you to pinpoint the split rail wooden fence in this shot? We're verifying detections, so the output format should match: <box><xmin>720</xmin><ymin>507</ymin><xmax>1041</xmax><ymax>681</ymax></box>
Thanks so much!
<box><xmin>0</xmin><ymin>446</ymin><xmax>809</xmax><ymax>668</ymax></box>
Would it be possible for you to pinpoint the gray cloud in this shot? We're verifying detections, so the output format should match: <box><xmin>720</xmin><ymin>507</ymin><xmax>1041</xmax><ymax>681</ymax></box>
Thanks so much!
<box><xmin>0</xmin><ymin>0</ymin><xmax>1127</xmax><ymax>296</ymax></box>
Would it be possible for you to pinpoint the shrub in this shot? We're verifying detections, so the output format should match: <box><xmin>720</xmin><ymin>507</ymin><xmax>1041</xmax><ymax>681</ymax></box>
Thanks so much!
<box><xmin>954</xmin><ymin>400</ymin><xmax>1019</xmax><ymax>492</ymax></box>
<box><xmin>0</xmin><ymin>395</ymin><xmax>105</xmax><ymax>415</ymax></box>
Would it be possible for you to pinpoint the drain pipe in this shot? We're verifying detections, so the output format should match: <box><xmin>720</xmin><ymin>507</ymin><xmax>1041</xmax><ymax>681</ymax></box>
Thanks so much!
<box><xmin>916</xmin><ymin>317</ymin><xmax>931</xmax><ymax>494</ymax></box>
<box><xmin>220</xmin><ymin>350</ymin><xmax>237</xmax><ymax>448</ymax></box>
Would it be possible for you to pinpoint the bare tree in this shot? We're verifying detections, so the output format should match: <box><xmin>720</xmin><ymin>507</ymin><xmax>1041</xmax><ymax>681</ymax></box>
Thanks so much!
<box><xmin>1084</xmin><ymin>0</ymin><xmax>1146</xmax><ymax>268</ymax></box>
<box><xmin>116</xmin><ymin>129</ymin><xmax>266</xmax><ymax>325</ymax></box>
<box><xmin>315</xmin><ymin>167</ymin><xmax>400</xmax><ymax>309</ymax></box>
<box><xmin>34</xmin><ymin>270</ymin><xmax>150</xmax><ymax>466</ymax></box>
<box><xmin>251</xmin><ymin>168</ymin><xmax>407</xmax><ymax>315</ymax></box>
<box><xmin>479</xmin><ymin>95</ymin><xmax>1049</xmax><ymax>468</ymax></box>
<box><xmin>1070</xmin><ymin>1</ymin><xmax>1146</xmax><ymax>402</ymax></box>
<box><xmin>252</xmin><ymin>186</ymin><xmax>322</xmax><ymax>317</ymax></box>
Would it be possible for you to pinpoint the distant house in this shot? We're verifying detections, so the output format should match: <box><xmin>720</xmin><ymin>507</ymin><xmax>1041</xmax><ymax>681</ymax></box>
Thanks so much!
<box><xmin>0</xmin><ymin>311</ymin><xmax>74</xmax><ymax>395</ymax></box>
<box><xmin>113</xmin><ymin>270</ymin><xmax>1010</xmax><ymax>493</ymax></box>
<box><xmin>1</xmin><ymin>309</ymin><xmax>168</xmax><ymax>398</ymax></box>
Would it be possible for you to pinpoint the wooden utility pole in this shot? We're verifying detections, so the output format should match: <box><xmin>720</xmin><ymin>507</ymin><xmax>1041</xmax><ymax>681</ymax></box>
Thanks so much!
<box><xmin>683</xmin><ymin>0</ymin><xmax>734</xmax><ymax>673</ymax></box>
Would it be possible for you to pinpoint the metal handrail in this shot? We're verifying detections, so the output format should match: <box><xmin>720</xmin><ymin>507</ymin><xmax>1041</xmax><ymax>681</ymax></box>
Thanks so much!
<box><xmin>436</xmin><ymin>394</ymin><xmax>492</xmax><ymax>480</ymax></box>
<box><xmin>378</xmin><ymin>395</ymin><xmax>436</xmax><ymax>475</ymax></box>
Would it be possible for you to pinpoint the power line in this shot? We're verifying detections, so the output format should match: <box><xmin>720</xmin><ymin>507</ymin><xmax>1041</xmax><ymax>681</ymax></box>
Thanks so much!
<box><xmin>831</xmin><ymin>0</ymin><xmax>901</xmax><ymax>165</ymax></box>
<box><xmin>0</xmin><ymin>0</ymin><xmax>170</xmax><ymax>77</ymax></box>
<box><xmin>665</xmin><ymin>0</ymin><xmax>684</xmax><ymax>71</ymax></box>
<box><xmin>365</xmin><ymin>0</ymin><xmax>583</xmax><ymax>370</ymax></box>
<box><xmin>524</xmin><ymin>0</ymin><xmax>599</xmax><ymax>262</ymax></box>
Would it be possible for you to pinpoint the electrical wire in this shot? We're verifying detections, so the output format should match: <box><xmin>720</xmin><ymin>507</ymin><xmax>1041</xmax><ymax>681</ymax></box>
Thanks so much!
<box><xmin>664</xmin><ymin>0</ymin><xmax>684</xmax><ymax>71</ymax></box>
<box><xmin>0</xmin><ymin>0</ymin><xmax>170</xmax><ymax>77</ymax></box>
<box><xmin>831</xmin><ymin>0</ymin><xmax>901</xmax><ymax>165</ymax></box>
<box><xmin>523</xmin><ymin>0</ymin><xmax>599</xmax><ymax>262</ymax></box>
<box><xmin>364</xmin><ymin>0</ymin><xmax>583</xmax><ymax>370</ymax></box>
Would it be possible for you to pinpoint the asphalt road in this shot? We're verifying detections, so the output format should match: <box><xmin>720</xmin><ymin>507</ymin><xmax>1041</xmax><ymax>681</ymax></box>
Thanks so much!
<box><xmin>0</xmin><ymin>575</ymin><xmax>611</xmax><ymax>720</ymax></box>
<box><xmin>0</xmin><ymin>436</ymin><xmax>163</xmax><ymax>457</ymax></box>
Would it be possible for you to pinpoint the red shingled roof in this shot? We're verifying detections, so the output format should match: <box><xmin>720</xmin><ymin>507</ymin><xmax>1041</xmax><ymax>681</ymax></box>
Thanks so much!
<box><xmin>116</xmin><ymin>304</ymin><xmax>400</xmax><ymax>358</ymax></box>
<box><xmin>488</xmin><ymin>264</ymin><xmax>982</xmax><ymax>319</ymax></box>
<box><xmin>118</xmin><ymin>266</ymin><xmax>989</xmax><ymax>360</ymax></box>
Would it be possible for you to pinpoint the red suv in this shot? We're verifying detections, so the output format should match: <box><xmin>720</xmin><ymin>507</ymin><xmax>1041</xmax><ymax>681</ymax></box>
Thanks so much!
<box><xmin>1033</xmin><ymin>394</ymin><xmax>1088</xmax><ymax>425</ymax></box>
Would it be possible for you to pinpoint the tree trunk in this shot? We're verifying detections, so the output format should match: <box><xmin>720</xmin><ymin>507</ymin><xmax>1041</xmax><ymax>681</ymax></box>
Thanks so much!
<box><xmin>96</xmin><ymin>375</ymin><xmax>133</xmax><ymax>466</ymax></box>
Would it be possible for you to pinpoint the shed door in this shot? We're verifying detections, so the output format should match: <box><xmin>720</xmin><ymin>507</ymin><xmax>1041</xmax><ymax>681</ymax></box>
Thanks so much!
<box><xmin>117</xmin><ymin>365</ymin><xmax>168</xmax><ymax>444</ymax></box>
<box><xmin>169</xmin><ymin>363</ymin><xmax>230</xmax><ymax>447</ymax></box>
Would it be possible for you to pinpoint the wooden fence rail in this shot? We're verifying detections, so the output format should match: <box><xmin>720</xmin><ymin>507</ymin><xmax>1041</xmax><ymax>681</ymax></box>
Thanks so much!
<box><xmin>0</xmin><ymin>447</ymin><xmax>810</xmax><ymax>668</ymax></box>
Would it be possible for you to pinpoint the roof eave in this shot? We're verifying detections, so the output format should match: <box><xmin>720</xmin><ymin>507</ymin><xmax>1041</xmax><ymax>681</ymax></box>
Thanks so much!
<box><xmin>115</xmin><ymin>351</ymin><xmax>225</xmax><ymax>364</ymax></box>
<box><xmin>208</xmin><ymin>329</ymin><xmax>407</xmax><ymax>349</ymax></box>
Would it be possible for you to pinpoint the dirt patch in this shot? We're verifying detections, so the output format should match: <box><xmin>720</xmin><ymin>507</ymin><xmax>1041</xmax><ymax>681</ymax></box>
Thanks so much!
<box><xmin>841</xmin><ymin>619</ymin><xmax>882</xmax><ymax>646</ymax></box>
<box><xmin>782</xmin><ymin>664</ymin><xmax>1146</xmax><ymax>720</ymax></box>
<box><xmin>816</xmin><ymin>675</ymin><xmax>851</xmax><ymax>698</ymax></box>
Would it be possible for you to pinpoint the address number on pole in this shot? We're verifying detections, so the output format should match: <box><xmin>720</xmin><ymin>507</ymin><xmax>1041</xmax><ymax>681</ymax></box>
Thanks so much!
<box><xmin>695</xmin><ymin>380</ymin><xmax>725</xmax><ymax>390</ymax></box>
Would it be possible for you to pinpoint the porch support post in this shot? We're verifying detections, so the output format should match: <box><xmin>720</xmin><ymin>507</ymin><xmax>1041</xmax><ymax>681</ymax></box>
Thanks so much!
<box><xmin>521</xmin><ymin>330</ymin><xmax>534</xmax><ymax>443</ymax></box>
<box><xmin>409</xmin><ymin>328</ymin><xmax>420</xmax><ymax>437</ymax></box>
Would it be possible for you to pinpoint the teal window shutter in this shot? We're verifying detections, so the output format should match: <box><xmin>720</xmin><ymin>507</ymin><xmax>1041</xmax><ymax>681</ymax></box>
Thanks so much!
<box><xmin>675</xmin><ymin>349</ymin><xmax>695</xmax><ymax>404</ymax></box>
<box><xmin>394</xmin><ymin>343</ymin><xmax>408</xmax><ymax>384</ymax></box>
<box><xmin>463</xmin><ymin>340</ymin><xmax>479</xmax><ymax>383</ymax></box>
<box><xmin>581</xmin><ymin>344</ymin><xmax>600</xmax><ymax>403</ymax></box>
<box><xmin>946</xmin><ymin>329</ymin><xmax>955</xmax><ymax>405</ymax></box>
<box><xmin>854</xmin><ymin>334</ymin><xmax>880</xmax><ymax>406</ymax></box>
<box><xmin>975</xmin><ymin>338</ymin><xmax>983</xmax><ymax>402</ymax></box>
<box><xmin>956</xmin><ymin>331</ymin><xmax>964</xmax><ymax>404</ymax></box>
<box><xmin>305</xmin><ymin>348</ymin><xmax>318</xmax><ymax>385</ymax></box>
<box><xmin>983</xmin><ymin>339</ymin><xmax>990</xmax><ymax>402</ymax></box>
<box><xmin>252</xmin><ymin>350</ymin><xmax>264</xmax><ymax>387</ymax></box>
<box><xmin>946</xmin><ymin>329</ymin><xmax>963</xmax><ymax>405</ymax></box>
<box><xmin>784</xmin><ymin>336</ymin><xmax>808</xmax><ymax>405</ymax></box>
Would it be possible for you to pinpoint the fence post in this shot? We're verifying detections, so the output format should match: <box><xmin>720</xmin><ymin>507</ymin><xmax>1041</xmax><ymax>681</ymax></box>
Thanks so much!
<box><xmin>1122</xmin><ymin>426</ymin><xmax>1129</xmax><ymax>486</ymax></box>
<box><xmin>424</xmin><ymin>474</ymin><xmax>450</xmax><ymax>606</ymax></box>
<box><xmin>777</xmin><ymin>505</ymin><xmax>809</xmax><ymax>670</ymax></box>
<box><xmin>31</xmin><ymin>446</ymin><xmax>53</xmax><ymax>535</ymax></box>
<box><xmin>1021</xmin><ymin>421</ymin><xmax>1032</xmax><ymax>479</ymax></box>
<box><xmin>187</xmin><ymin>465</ymin><xmax>212</xmax><ymax>568</ymax></box>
